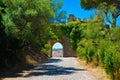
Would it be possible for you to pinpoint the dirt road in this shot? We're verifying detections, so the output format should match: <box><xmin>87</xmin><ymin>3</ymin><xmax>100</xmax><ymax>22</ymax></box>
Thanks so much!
<box><xmin>3</xmin><ymin>57</ymin><xmax>96</xmax><ymax>80</ymax></box>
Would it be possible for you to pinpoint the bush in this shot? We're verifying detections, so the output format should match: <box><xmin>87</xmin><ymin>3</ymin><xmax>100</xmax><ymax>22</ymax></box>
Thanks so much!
<box><xmin>41</xmin><ymin>43</ymin><xmax>51</xmax><ymax>56</ymax></box>
<box><xmin>104</xmin><ymin>45</ymin><xmax>120</xmax><ymax>80</ymax></box>
<box><xmin>86</xmin><ymin>46</ymin><xmax>96</xmax><ymax>62</ymax></box>
<box><xmin>77</xmin><ymin>46</ymin><xmax>86</xmax><ymax>60</ymax></box>
<box><xmin>98</xmin><ymin>40</ymin><xmax>108</xmax><ymax>66</ymax></box>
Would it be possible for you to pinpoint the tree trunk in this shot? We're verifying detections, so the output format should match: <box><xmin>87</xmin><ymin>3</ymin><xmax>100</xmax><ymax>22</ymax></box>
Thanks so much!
<box><xmin>112</xmin><ymin>14</ymin><xmax>117</xmax><ymax>28</ymax></box>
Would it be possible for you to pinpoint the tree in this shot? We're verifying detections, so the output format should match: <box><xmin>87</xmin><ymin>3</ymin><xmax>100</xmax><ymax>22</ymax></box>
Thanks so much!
<box><xmin>80</xmin><ymin>0</ymin><xmax>120</xmax><ymax>27</ymax></box>
<box><xmin>0</xmin><ymin>0</ymin><xmax>56</xmax><ymax>70</ymax></box>
<box><xmin>0</xmin><ymin>0</ymin><xmax>6</xmax><ymax>52</ymax></box>
<box><xmin>50</xmin><ymin>0</ymin><xmax>66</xmax><ymax>23</ymax></box>
<box><xmin>67</xmin><ymin>14</ymin><xmax>77</xmax><ymax>22</ymax></box>
<box><xmin>2</xmin><ymin>0</ymin><xmax>55</xmax><ymax>47</ymax></box>
<box><xmin>56</xmin><ymin>10</ymin><xmax>66</xmax><ymax>23</ymax></box>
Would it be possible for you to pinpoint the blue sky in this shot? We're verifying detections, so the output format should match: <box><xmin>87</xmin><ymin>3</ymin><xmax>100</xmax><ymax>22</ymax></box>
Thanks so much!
<box><xmin>61</xmin><ymin>0</ymin><xmax>120</xmax><ymax>26</ymax></box>
<box><xmin>52</xmin><ymin>42</ymin><xmax>63</xmax><ymax>49</ymax></box>
<box><xmin>61</xmin><ymin>0</ymin><xmax>95</xmax><ymax>20</ymax></box>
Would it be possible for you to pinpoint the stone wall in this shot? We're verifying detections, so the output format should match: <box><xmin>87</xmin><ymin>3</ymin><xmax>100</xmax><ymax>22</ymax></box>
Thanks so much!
<box><xmin>63</xmin><ymin>37</ymin><xmax>77</xmax><ymax>57</ymax></box>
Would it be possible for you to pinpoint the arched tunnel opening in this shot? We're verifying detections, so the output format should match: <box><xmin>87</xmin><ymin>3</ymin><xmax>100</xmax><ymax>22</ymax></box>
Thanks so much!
<box><xmin>52</xmin><ymin>42</ymin><xmax>63</xmax><ymax>57</ymax></box>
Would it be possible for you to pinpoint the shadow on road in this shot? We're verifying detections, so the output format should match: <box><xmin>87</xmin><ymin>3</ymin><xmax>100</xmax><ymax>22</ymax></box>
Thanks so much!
<box><xmin>0</xmin><ymin>58</ymin><xmax>87</xmax><ymax>79</ymax></box>
<box><xmin>24</xmin><ymin>64</ymin><xmax>86</xmax><ymax>77</ymax></box>
<box><xmin>47</xmin><ymin>58</ymin><xmax>63</xmax><ymax>63</ymax></box>
<box><xmin>0</xmin><ymin>64</ymin><xmax>35</xmax><ymax>78</ymax></box>
<box><xmin>0</xmin><ymin>72</ymin><xmax>22</xmax><ymax>78</ymax></box>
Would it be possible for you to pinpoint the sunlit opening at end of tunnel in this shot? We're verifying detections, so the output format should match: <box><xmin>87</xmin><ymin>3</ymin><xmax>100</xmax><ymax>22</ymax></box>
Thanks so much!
<box><xmin>52</xmin><ymin>42</ymin><xmax>63</xmax><ymax>57</ymax></box>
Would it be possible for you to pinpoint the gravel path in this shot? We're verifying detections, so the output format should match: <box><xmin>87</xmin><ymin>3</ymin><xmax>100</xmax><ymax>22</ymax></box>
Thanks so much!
<box><xmin>3</xmin><ymin>57</ymin><xmax>96</xmax><ymax>80</ymax></box>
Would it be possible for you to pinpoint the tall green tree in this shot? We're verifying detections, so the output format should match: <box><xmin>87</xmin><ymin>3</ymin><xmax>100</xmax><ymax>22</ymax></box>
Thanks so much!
<box><xmin>0</xmin><ymin>0</ymin><xmax>6</xmax><ymax>51</ymax></box>
<box><xmin>2</xmin><ymin>0</ymin><xmax>55</xmax><ymax>48</ymax></box>
<box><xmin>0</xmin><ymin>0</ymin><xmax>56</xmax><ymax>70</ymax></box>
<box><xmin>50</xmin><ymin>0</ymin><xmax>66</xmax><ymax>23</ymax></box>
<box><xmin>80</xmin><ymin>0</ymin><xmax>120</xmax><ymax>27</ymax></box>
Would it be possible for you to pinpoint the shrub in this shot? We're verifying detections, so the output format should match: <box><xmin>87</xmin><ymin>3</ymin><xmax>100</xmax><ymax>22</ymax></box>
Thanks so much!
<box><xmin>77</xmin><ymin>46</ymin><xmax>86</xmax><ymax>60</ymax></box>
<box><xmin>104</xmin><ymin>45</ymin><xmax>120</xmax><ymax>80</ymax></box>
<box><xmin>98</xmin><ymin>40</ymin><xmax>108</xmax><ymax>66</ymax></box>
<box><xmin>41</xmin><ymin>43</ymin><xmax>51</xmax><ymax>56</ymax></box>
<box><xmin>86</xmin><ymin>46</ymin><xmax>96</xmax><ymax>62</ymax></box>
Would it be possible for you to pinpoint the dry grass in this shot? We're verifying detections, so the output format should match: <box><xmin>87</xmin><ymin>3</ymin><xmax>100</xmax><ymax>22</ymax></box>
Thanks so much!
<box><xmin>76</xmin><ymin>58</ymin><xmax>111</xmax><ymax>80</ymax></box>
<box><xmin>25</xmin><ymin>55</ymin><xmax>37</xmax><ymax>64</ymax></box>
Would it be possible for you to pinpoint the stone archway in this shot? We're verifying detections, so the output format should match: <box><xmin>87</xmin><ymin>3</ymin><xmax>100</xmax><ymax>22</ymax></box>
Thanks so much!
<box><xmin>49</xmin><ymin>37</ymin><xmax>77</xmax><ymax>57</ymax></box>
<box><xmin>49</xmin><ymin>39</ymin><xmax>63</xmax><ymax>57</ymax></box>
